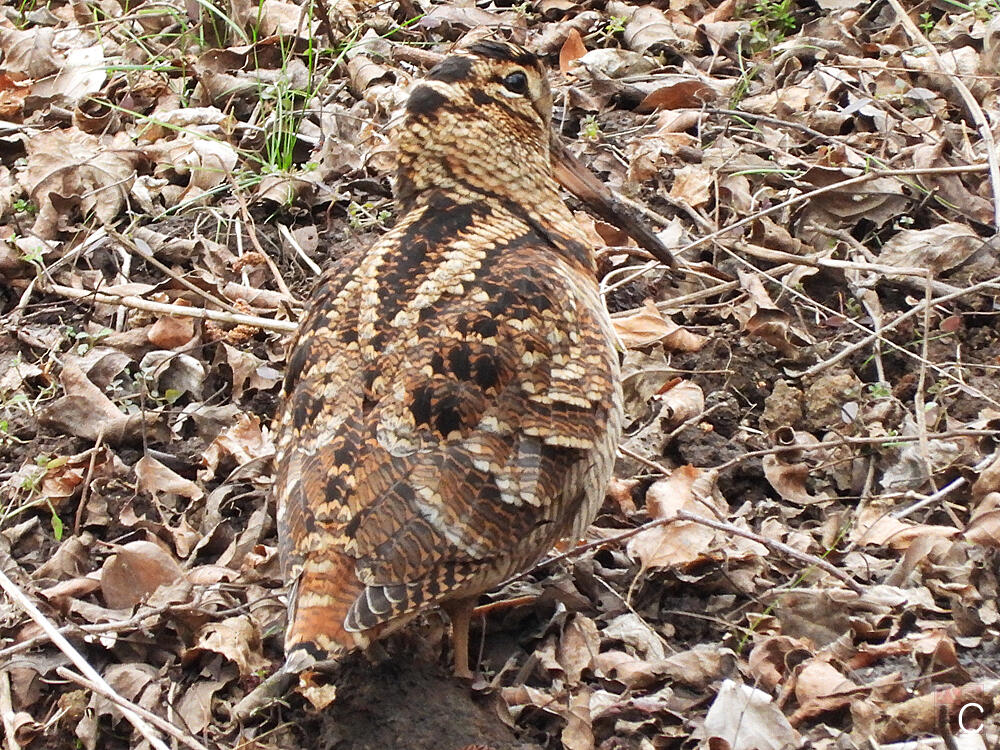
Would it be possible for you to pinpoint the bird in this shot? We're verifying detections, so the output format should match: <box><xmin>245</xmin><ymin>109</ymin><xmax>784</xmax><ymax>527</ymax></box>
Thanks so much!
<box><xmin>271</xmin><ymin>39</ymin><xmax>673</xmax><ymax>680</ymax></box>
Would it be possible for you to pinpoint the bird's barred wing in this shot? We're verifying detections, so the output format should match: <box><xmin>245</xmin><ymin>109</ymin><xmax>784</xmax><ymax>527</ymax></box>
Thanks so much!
<box><xmin>274</xmin><ymin>222</ymin><xmax>620</xmax><ymax>652</ymax></box>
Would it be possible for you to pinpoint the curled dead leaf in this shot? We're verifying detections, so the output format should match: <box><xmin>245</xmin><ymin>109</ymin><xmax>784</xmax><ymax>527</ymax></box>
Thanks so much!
<box><xmin>656</xmin><ymin>379</ymin><xmax>705</xmax><ymax>428</ymax></box>
<box><xmin>184</xmin><ymin>616</ymin><xmax>270</xmax><ymax>677</ymax></box>
<box><xmin>613</xmin><ymin>301</ymin><xmax>705</xmax><ymax>351</ymax></box>
<box><xmin>135</xmin><ymin>455</ymin><xmax>204</xmax><ymax>501</ymax></box>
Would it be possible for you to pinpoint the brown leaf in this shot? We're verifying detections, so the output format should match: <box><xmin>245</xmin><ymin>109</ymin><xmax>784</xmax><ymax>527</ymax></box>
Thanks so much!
<box><xmin>668</xmin><ymin>165</ymin><xmax>712</xmax><ymax>208</ymax></box>
<box><xmin>850</xmin><ymin>504</ymin><xmax>958</xmax><ymax>549</ymax></box>
<box><xmin>199</xmin><ymin>413</ymin><xmax>274</xmax><ymax>482</ymax></box>
<box><xmin>175</xmin><ymin>679</ymin><xmax>226</xmax><ymax>734</ymax></box>
<box><xmin>38</xmin><ymin>363</ymin><xmax>144</xmax><ymax>444</ymax></box>
<box><xmin>637</xmin><ymin>80</ymin><xmax>714</xmax><ymax>112</ymax></box>
<box><xmin>135</xmin><ymin>455</ymin><xmax>204</xmax><ymax>501</ymax></box>
<box><xmin>184</xmin><ymin>616</ymin><xmax>270</xmax><ymax>676</ymax></box>
<box><xmin>561</xmin><ymin>688</ymin><xmax>594</xmax><ymax>750</ymax></box>
<box><xmin>748</xmin><ymin>636</ymin><xmax>811</xmax><ymax>692</ymax></box>
<box><xmin>878</xmin><ymin>223</ymin><xmax>982</xmax><ymax>277</ymax></box>
<box><xmin>19</xmin><ymin>129</ymin><xmax>137</xmax><ymax>238</ymax></box>
<box><xmin>100</xmin><ymin>540</ymin><xmax>186</xmax><ymax>609</ymax></box>
<box><xmin>557</xmin><ymin>614</ymin><xmax>600</xmax><ymax>684</ymax></box>
<box><xmin>613</xmin><ymin>301</ymin><xmax>706</xmax><ymax>351</ymax></box>
<box><xmin>791</xmin><ymin>659</ymin><xmax>859</xmax><ymax>722</ymax></box>
<box><xmin>744</xmin><ymin>308</ymin><xmax>814</xmax><ymax>358</ymax></box>
<box><xmin>147</xmin><ymin>313</ymin><xmax>195</xmax><ymax>349</ymax></box>
<box><xmin>559</xmin><ymin>29</ymin><xmax>587</xmax><ymax>73</ymax></box>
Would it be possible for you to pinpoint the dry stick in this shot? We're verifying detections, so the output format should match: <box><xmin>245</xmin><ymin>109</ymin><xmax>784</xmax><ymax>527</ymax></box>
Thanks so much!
<box><xmin>74</xmin><ymin>429</ymin><xmax>104</xmax><ymax>536</ymax></box>
<box><xmin>915</xmin><ymin>272</ymin><xmax>935</xmax><ymax>500</ymax></box>
<box><xmin>885</xmin><ymin>0</ymin><xmax>1000</xmax><ymax>227</ymax></box>
<box><xmin>55</xmin><ymin>668</ymin><xmax>209</xmax><ymax>750</ymax></box>
<box><xmin>601</xmin><ymin>163</ymin><xmax>989</xmax><ymax>295</ymax></box>
<box><xmin>812</xmin><ymin>225</ymin><xmax>965</xmax><ymax>300</ymax></box>
<box><xmin>515</xmin><ymin>507</ymin><xmax>863</xmax><ymax>594</ymax></box>
<box><xmin>109</xmin><ymin>228</ymin><xmax>242</xmax><ymax>314</ymax></box>
<box><xmin>802</xmin><ymin>274</ymin><xmax>1000</xmax><ymax>378</ymax></box>
<box><xmin>0</xmin><ymin>604</ymin><xmax>173</xmax><ymax>662</ymax></box>
<box><xmin>723</xmin><ymin>238</ymin><xmax>1000</xmax><ymax>406</ymax></box>
<box><xmin>673</xmin><ymin>509</ymin><xmax>865</xmax><ymax>594</ymax></box>
<box><xmin>277</xmin><ymin>223</ymin><xmax>323</xmax><ymax>276</ymax></box>
<box><xmin>0</xmin><ymin>671</ymin><xmax>21</xmax><ymax>750</ymax></box>
<box><xmin>226</xmin><ymin>177</ymin><xmax>297</xmax><ymax>301</ymax></box>
<box><xmin>0</xmin><ymin>568</ymin><xmax>173</xmax><ymax>750</ymax></box>
<box><xmin>40</xmin><ymin>281</ymin><xmax>299</xmax><ymax>333</ymax></box>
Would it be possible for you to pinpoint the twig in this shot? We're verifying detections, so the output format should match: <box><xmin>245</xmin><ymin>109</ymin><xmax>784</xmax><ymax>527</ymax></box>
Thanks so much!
<box><xmin>74</xmin><ymin>429</ymin><xmax>104</xmax><ymax>536</ymax></box>
<box><xmin>885</xmin><ymin>0</ymin><xmax>1000</xmax><ymax>227</ymax></box>
<box><xmin>915</xmin><ymin>272</ymin><xmax>934</xmax><ymax>494</ymax></box>
<box><xmin>0</xmin><ymin>568</ymin><xmax>172</xmax><ymax>750</ymax></box>
<box><xmin>56</xmin><ymin>668</ymin><xmax>210</xmax><ymax>750</ymax></box>
<box><xmin>0</xmin><ymin>604</ymin><xmax>173</xmax><ymax>662</ymax></box>
<box><xmin>277</xmin><ymin>223</ymin><xmax>323</xmax><ymax>276</ymax></box>
<box><xmin>111</xmin><ymin>229</ymin><xmax>242</xmax><ymax>314</ymax></box>
<box><xmin>812</xmin><ymin>225</ymin><xmax>966</xmax><ymax>300</ymax></box>
<box><xmin>717</xmin><ymin>429</ymin><xmax>996</xmax><ymax>472</ymax></box>
<box><xmin>507</xmin><ymin>500</ymin><xmax>864</xmax><ymax>594</ymax></box>
<box><xmin>0</xmin><ymin>671</ymin><xmax>20</xmax><ymax>750</ymax></box>
<box><xmin>680</xmin><ymin>165</ymin><xmax>986</xmax><ymax>261</ymax></box>
<box><xmin>226</xmin><ymin>177</ymin><xmax>298</xmax><ymax>301</ymax></box>
<box><xmin>600</xmin><ymin>164</ymin><xmax>989</xmax><ymax>293</ymax></box>
<box><xmin>801</xmin><ymin>275</ymin><xmax>1000</xmax><ymax>378</ymax></box>
<box><xmin>40</xmin><ymin>281</ymin><xmax>299</xmax><ymax>333</ymax></box>
<box><xmin>891</xmin><ymin>475</ymin><xmax>969</xmax><ymax>521</ymax></box>
<box><xmin>673</xmin><ymin>510</ymin><xmax>864</xmax><ymax>593</ymax></box>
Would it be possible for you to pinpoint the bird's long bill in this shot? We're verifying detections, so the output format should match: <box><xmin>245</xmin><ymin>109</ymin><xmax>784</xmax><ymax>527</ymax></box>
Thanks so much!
<box><xmin>550</xmin><ymin>138</ymin><xmax>678</xmax><ymax>270</ymax></box>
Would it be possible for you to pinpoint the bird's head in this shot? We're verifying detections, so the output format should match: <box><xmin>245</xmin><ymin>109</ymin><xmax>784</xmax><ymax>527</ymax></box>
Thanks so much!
<box><xmin>394</xmin><ymin>40</ymin><xmax>557</xmax><ymax>208</ymax></box>
<box><xmin>392</xmin><ymin>39</ymin><xmax>679</xmax><ymax>270</ymax></box>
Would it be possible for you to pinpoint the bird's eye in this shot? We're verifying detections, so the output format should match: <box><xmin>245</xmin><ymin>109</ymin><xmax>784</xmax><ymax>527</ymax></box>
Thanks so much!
<box><xmin>502</xmin><ymin>70</ymin><xmax>529</xmax><ymax>95</ymax></box>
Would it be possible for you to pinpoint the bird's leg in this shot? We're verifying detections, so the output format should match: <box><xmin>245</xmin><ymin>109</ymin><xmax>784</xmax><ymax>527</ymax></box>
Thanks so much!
<box><xmin>442</xmin><ymin>597</ymin><xmax>477</xmax><ymax>679</ymax></box>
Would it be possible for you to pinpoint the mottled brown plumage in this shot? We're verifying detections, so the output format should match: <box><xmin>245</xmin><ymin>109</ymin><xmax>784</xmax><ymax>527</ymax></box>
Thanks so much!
<box><xmin>273</xmin><ymin>40</ymin><xmax>625</xmax><ymax>678</ymax></box>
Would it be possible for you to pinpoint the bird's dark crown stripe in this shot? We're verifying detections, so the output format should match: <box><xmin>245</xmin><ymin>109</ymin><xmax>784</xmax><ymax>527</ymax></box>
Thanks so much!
<box><xmin>428</xmin><ymin>55</ymin><xmax>475</xmax><ymax>83</ymax></box>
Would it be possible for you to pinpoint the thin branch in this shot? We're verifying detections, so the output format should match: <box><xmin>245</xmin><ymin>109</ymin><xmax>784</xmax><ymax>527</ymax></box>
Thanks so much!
<box><xmin>110</xmin><ymin>228</ymin><xmax>242</xmax><ymax>314</ymax></box>
<box><xmin>801</xmin><ymin>275</ymin><xmax>1000</xmax><ymax>378</ymax></box>
<box><xmin>885</xmin><ymin>0</ymin><xmax>1000</xmax><ymax>227</ymax></box>
<box><xmin>278</xmin><ymin>223</ymin><xmax>323</xmax><ymax>276</ymax></box>
<box><xmin>0</xmin><ymin>671</ymin><xmax>21</xmax><ymax>750</ymax></box>
<box><xmin>40</xmin><ymin>281</ymin><xmax>299</xmax><ymax>333</ymax></box>
<box><xmin>673</xmin><ymin>509</ymin><xmax>865</xmax><ymax>594</ymax></box>
<box><xmin>56</xmin><ymin>668</ymin><xmax>210</xmax><ymax>750</ymax></box>
<box><xmin>0</xmin><ymin>568</ymin><xmax>173</xmax><ymax>750</ymax></box>
<box><xmin>601</xmin><ymin>164</ymin><xmax>989</xmax><ymax>293</ymax></box>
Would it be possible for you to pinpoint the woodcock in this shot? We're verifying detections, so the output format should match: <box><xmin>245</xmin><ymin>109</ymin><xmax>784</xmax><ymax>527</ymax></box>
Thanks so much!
<box><xmin>273</xmin><ymin>40</ymin><xmax>674</xmax><ymax>679</ymax></box>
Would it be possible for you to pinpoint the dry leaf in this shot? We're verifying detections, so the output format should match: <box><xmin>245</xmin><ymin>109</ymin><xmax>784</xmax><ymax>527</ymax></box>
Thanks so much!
<box><xmin>135</xmin><ymin>455</ymin><xmax>204</xmax><ymax>501</ymax></box>
<box><xmin>184</xmin><ymin>616</ymin><xmax>270</xmax><ymax>676</ymax></box>
<box><xmin>100</xmin><ymin>540</ymin><xmax>186</xmax><ymax>609</ymax></box>
<box><xmin>557</xmin><ymin>614</ymin><xmax>600</xmax><ymax>684</ymax></box>
<box><xmin>668</xmin><ymin>165</ymin><xmax>712</xmax><ymax>208</ymax></box>
<box><xmin>38</xmin><ymin>363</ymin><xmax>144</xmax><ymax>444</ymax></box>
<box><xmin>559</xmin><ymin>29</ymin><xmax>587</xmax><ymax>73</ymax></box>
<box><xmin>792</xmin><ymin>659</ymin><xmax>859</xmax><ymax>721</ymax></box>
<box><xmin>703</xmin><ymin>679</ymin><xmax>801</xmax><ymax>750</ymax></box>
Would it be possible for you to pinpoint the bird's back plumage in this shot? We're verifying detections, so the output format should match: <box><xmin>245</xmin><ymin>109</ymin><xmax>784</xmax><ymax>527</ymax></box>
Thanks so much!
<box><xmin>274</xmin><ymin>40</ymin><xmax>624</xmax><ymax>670</ymax></box>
